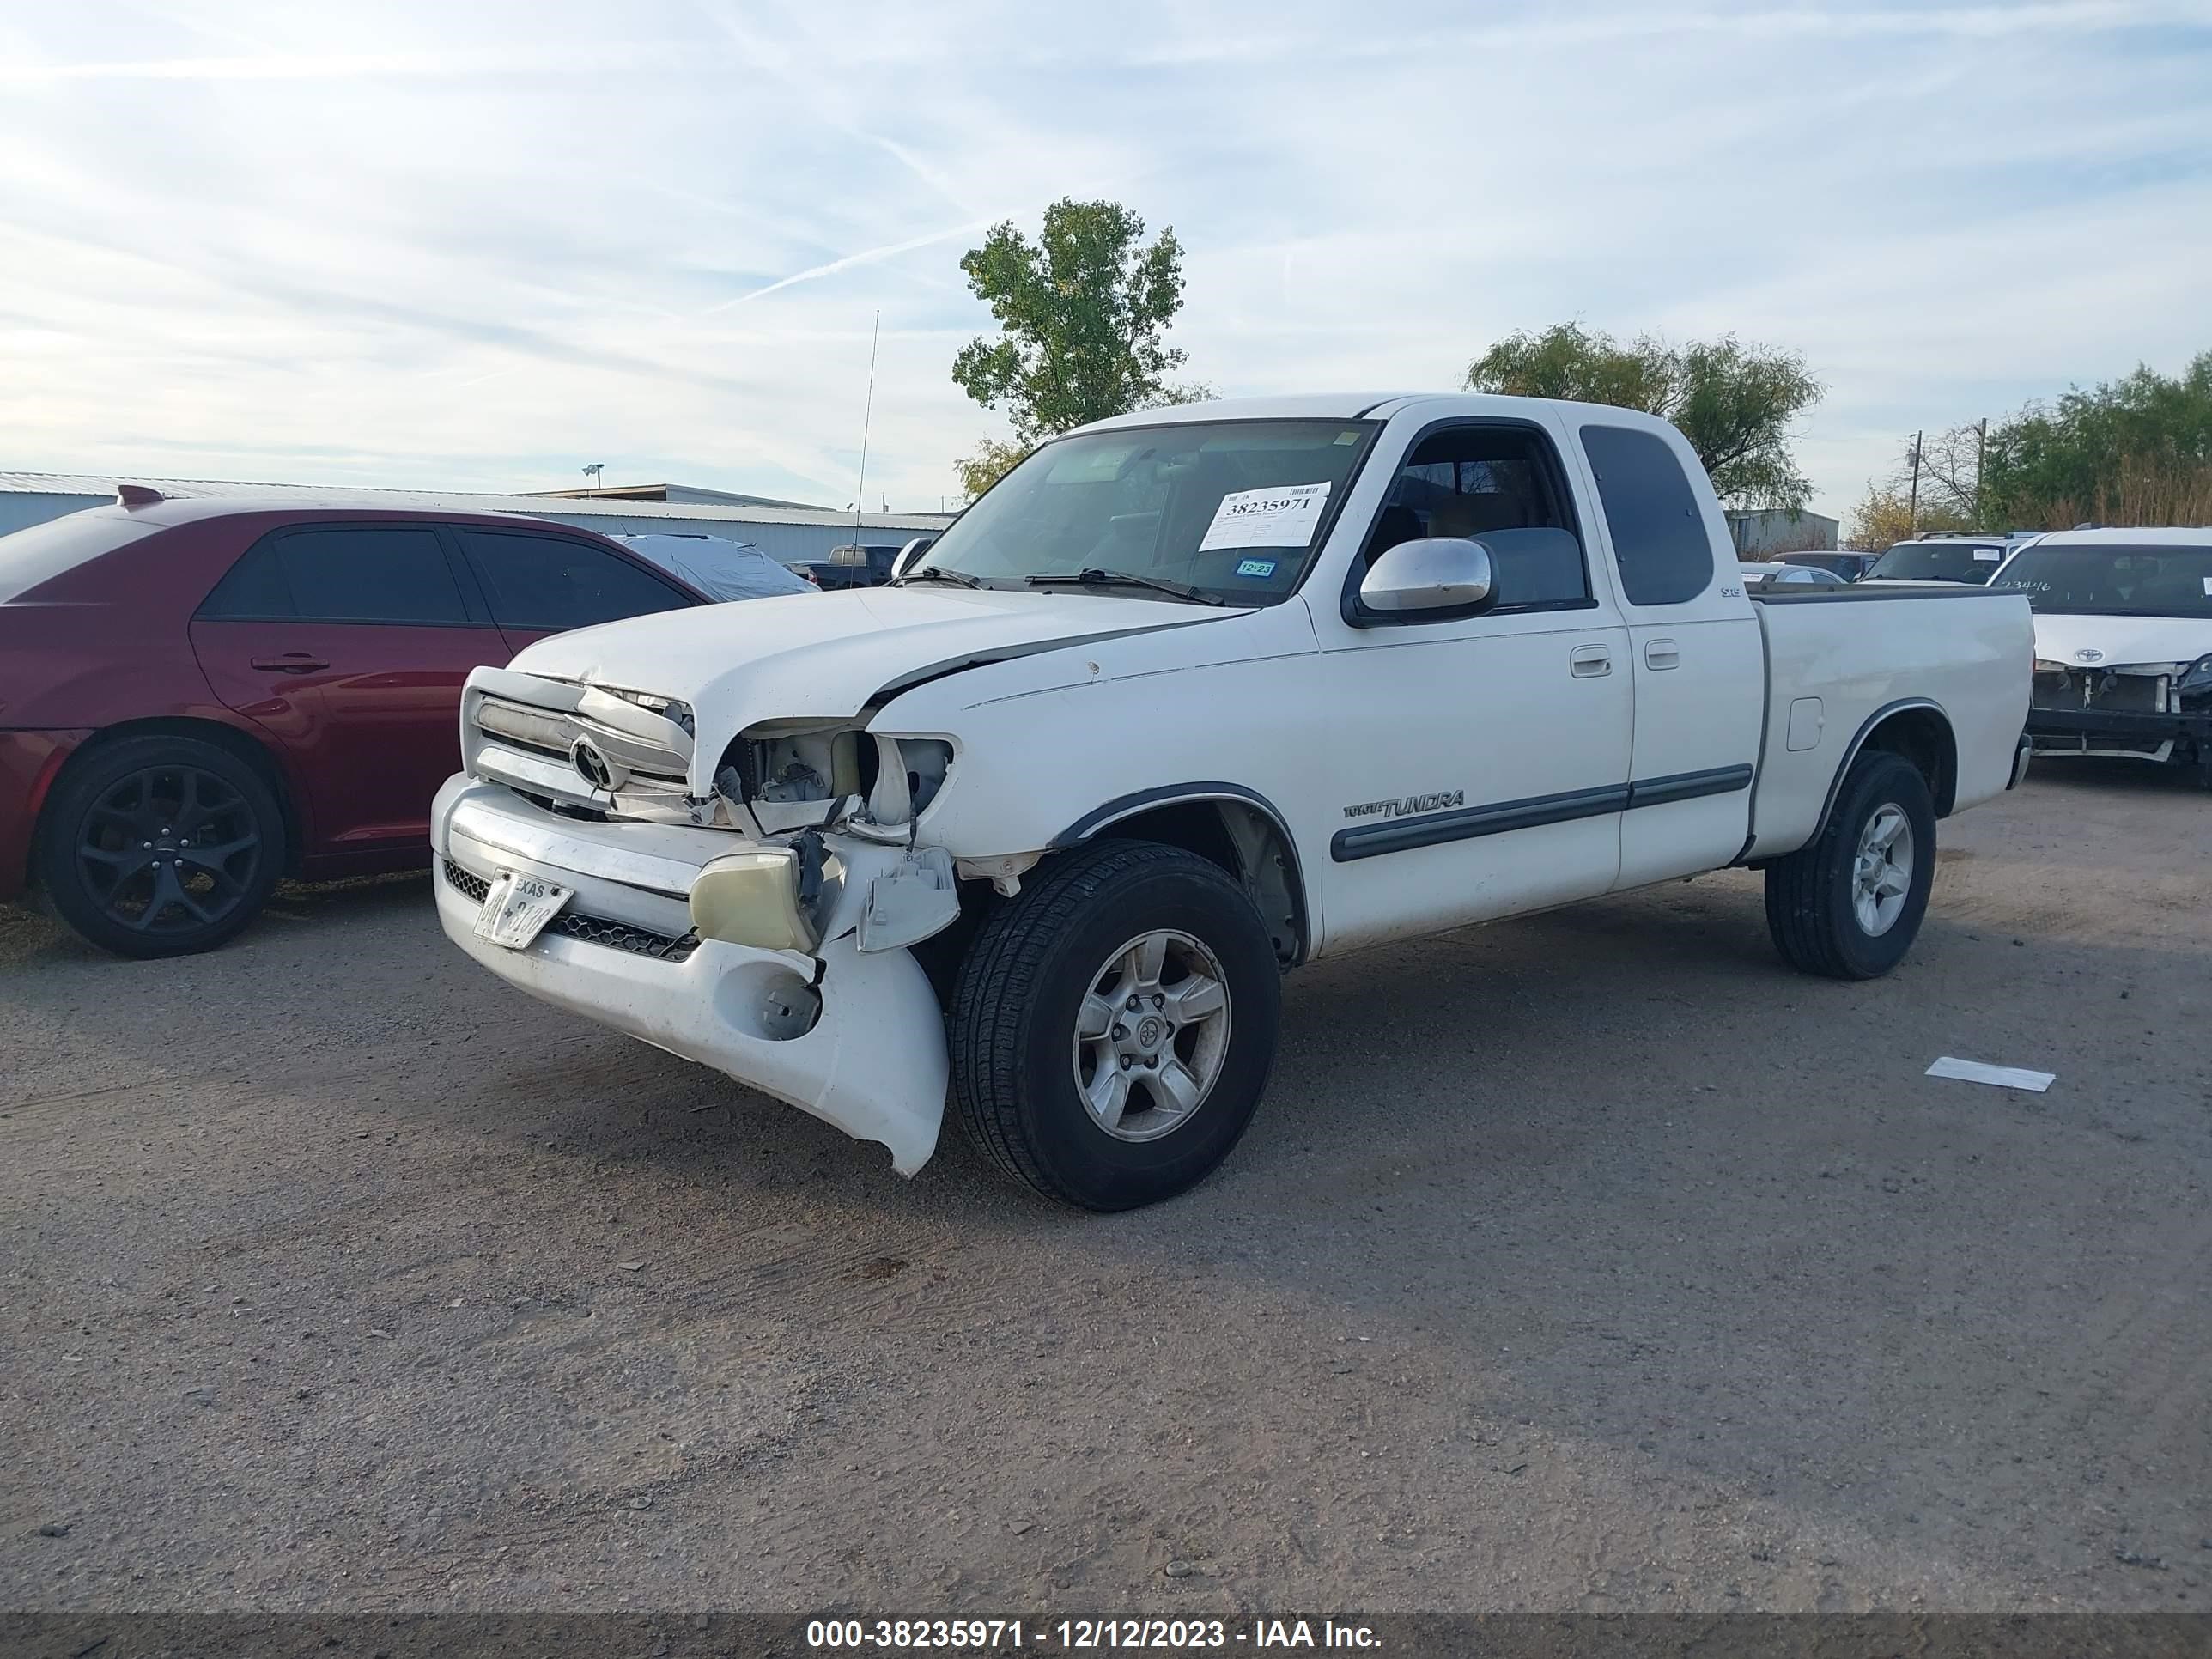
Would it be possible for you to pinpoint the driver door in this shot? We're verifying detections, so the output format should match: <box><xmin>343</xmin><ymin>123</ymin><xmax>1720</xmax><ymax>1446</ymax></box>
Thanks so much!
<box><xmin>1310</xmin><ymin>417</ymin><xmax>1633</xmax><ymax>952</ymax></box>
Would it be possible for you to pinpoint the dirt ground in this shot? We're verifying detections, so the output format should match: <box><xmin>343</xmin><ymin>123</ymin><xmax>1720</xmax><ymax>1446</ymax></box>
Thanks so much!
<box><xmin>3</xmin><ymin>760</ymin><xmax>2208</xmax><ymax>1617</ymax></box>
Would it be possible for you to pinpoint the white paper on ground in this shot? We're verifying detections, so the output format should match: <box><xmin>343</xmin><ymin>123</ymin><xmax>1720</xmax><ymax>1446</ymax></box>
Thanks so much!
<box><xmin>1198</xmin><ymin>481</ymin><xmax>1331</xmax><ymax>551</ymax></box>
<box><xmin>1926</xmin><ymin>1055</ymin><xmax>2055</xmax><ymax>1092</ymax></box>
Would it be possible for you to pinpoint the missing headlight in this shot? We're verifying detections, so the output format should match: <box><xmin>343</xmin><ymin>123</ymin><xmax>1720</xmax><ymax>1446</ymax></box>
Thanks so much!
<box><xmin>866</xmin><ymin>736</ymin><xmax>953</xmax><ymax>825</ymax></box>
<box><xmin>717</xmin><ymin>723</ymin><xmax>870</xmax><ymax>809</ymax></box>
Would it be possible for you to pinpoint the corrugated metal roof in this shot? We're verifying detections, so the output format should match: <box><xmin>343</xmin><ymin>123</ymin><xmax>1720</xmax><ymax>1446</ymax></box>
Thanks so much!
<box><xmin>0</xmin><ymin>471</ymin><xmax>951</xmax><ymax>531</ymax></box>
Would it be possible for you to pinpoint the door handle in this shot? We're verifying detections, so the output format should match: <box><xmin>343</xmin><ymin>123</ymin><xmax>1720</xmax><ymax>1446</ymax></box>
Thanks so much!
<box><xmin>1644</xmin><ymin>639</ymin><xmax>1681</xmax><ymax>671</ymax></box>
<box><xmin>1569</xmin><ymin>644</ymin><xmax>1613</xmax><ymax>678</ymax></box>
<box><xmin>249</xmin><ymin>653</ymin><xmax>328</xmax><ymax>674</ymax></box>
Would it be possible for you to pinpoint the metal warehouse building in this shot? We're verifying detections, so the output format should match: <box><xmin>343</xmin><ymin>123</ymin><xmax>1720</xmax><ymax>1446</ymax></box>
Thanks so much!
<box><xmin>1724</xmin><ymin>507</ymin><xmax>1840</xmax><ymax>556</ymax></box>
<box><xmin>0</xmin><ymin>472</ymin><xmax>954</xmax><ymax>562</ymax></box>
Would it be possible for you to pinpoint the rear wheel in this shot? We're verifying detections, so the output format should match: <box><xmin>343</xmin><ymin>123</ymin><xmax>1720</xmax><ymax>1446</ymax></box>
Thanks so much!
<box><xmin>1764</xmin><ymin>749</ymin><xmax>1936</xmax><ymax>980</ymax></box>
<box><xmin>37</xmin><ymin>735</ymin><xmax>284</xmax><ymax>959</ymax></box>
<box><xmin>949</xmin><ymin>840</ymin><xmax>1281</xmax><ymax>1211</ymax></box>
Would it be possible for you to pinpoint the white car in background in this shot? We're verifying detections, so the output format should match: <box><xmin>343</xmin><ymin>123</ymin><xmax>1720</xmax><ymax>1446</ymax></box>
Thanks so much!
<box><xmin>1739</xmin><ymin>561</ymin><xmax>1847</xmax><ymax>589</ymax></box>
<box><xmin>609</xmin><ymin>532</ymin><xmax>817</xmax><ymax>602</ymax></box>
<box><xmin>1994</xmin><ymin>527</ymin><xmax>2212</xmax><ymax>781</ymax></box>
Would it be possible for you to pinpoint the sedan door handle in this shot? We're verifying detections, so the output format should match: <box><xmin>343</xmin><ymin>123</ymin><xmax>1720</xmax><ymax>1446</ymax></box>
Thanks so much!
<box><xmin>1569</xmin><ymin>644</ymin><xmax>1613</xmax><ymax>678</ymax></box>
<box><xmin>1644</xmin><ymin>638</ymin><xmax>1681</xmax><ymax>671</ymax></box>
<box><xmin>249</xmin><ymin>653</ymin><xmax>328</xmax><ymax>674</ymax></box>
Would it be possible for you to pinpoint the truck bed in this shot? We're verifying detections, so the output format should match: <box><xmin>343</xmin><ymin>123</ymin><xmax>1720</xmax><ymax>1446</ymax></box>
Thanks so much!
<box><xmin>1745</xmin><ymin>586</ymin><xmax>2032</xmax><ymax>859</ymax></box>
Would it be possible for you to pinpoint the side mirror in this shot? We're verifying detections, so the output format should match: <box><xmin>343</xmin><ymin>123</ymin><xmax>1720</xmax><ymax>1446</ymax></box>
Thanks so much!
<box><xmin>1358</xmin><ymin>536</ymin><xmax>1495</xmax><ymax>615</ymax></box>
<box><xmin>892</xmin><ymin>537</ymin><xmax>935</xmax><ymax>580</ymax></box>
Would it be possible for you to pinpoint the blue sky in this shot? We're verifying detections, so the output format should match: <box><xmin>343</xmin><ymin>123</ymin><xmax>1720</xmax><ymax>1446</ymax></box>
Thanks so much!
<box><xmin>2</xmin><ymin>1</ymin><xmax>2209</xmax><ymax>523</ymax></box>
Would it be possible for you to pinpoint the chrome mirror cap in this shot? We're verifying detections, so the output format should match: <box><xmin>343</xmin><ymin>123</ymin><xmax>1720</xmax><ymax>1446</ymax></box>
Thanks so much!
<box><xmin>1359</xmin><ymin>536</ymin><xmax>1495</xmax><ymax>613</ymax></box>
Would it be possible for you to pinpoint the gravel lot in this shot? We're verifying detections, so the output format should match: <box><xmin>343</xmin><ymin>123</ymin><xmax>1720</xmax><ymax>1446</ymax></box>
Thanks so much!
<box><xmin>3</xmin><ymin>762</ymin><xmax>2208</xmax><ymax>1615</ymax></box>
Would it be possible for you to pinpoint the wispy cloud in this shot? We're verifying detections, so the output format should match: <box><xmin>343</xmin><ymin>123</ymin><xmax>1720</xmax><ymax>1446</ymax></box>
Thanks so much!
<box><xmin>701</xmin><ymin>219</ymin><xmax>996</xmax><ymax>313</ymax></box>
<box><xmin>0</xmin><ymin>46</ymin><xmax>674</xmax><ymax>82</ymax></box>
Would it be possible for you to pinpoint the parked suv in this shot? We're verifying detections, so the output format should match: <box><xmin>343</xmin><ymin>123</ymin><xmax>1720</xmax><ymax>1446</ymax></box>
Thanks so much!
<box><xmin>1863</xmin><ymin>535</ymin><xmax>2014</xmax><ymax>585</ymax></box>
<box><xmin>0</xmin><ymin>494</ymin><xmax>710</xmax><ymax>957</ymax></box>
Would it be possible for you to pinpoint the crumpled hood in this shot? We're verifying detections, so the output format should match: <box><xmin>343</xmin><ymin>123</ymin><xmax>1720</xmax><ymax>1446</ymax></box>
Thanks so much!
<box><xmin>507</xmin><ymin>584</ymin><xmax>1231</xmax><ymax>784</ymax></box>
<box><xmin>2032</xmin><ymin>611</ymin><xmax>2212</xmax><ymax>669</ymax></box>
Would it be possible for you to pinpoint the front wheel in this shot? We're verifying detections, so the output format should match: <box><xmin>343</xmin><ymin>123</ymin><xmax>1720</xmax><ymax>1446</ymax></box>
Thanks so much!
<box><xmin>1763</xmin><ymin>749</ymin><xmax>1937</xmax><ymax>980</ymax></box>
<box><xmin>949</xmin><ymin>841</ymin><xmax>1282</xmax><ymax>1211</ymax></box>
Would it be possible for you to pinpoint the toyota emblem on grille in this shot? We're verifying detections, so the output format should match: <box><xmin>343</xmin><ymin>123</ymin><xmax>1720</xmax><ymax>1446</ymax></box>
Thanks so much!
<box><xmin>570</xmin><ymin>737</ymin><xmax>622</xmax><ymax>791</ymax></box>
<box><xmin>2073</xmin><ymin>648</ymin><xmax>2104</xmax><ymax>663</ymax></box>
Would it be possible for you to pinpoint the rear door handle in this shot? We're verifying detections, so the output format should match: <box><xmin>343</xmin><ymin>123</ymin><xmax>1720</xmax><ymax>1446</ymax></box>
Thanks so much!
<box><xmin>1569</xmin><ymin>644</ymin><xmax>1613</xmax><ymax>678</ymax></box>
<box><xmin>1644</xmin><ymin>639</ymin><xmax>1680</xmax><ymax>671</ymax></box>
<box><xmin>249</xmin><ymin>653</ymin><xmax>328</xmax><ymax>674</ymax></box>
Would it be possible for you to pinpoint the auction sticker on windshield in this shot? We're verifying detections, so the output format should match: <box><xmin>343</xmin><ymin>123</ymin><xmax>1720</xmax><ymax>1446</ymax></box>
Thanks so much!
<box><xmin>1199</xmin><ymin>482</ymin><xmax>1330</xmax><ymax>551</ymax></box>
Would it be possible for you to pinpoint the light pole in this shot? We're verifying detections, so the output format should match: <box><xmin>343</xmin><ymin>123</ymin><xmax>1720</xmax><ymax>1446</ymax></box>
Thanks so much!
<box><xmin>581</xmin><ymin>463</ymin><xmax>605</xmax><ymax>492</ymax></box>
<box><xmin>1973</xmin><ymin>418</ymin><xmax>1988</xmax><ymax>526</ymax></box>
<box><xmin>1906</xmin><ymin>431</ymin><xmax>1923</xmax><ymax>536</ymax></box>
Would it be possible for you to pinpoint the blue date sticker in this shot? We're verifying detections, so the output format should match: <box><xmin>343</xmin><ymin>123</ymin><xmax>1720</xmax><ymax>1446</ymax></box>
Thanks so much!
<box><xmin>1234</xmin><ymin>557</ymin><xmax>1278</xmax><ymax>578</ymax></box>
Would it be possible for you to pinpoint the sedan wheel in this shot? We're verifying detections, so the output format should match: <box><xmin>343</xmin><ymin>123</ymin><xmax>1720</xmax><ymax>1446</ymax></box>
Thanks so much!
<box><xmin>74</xmin><ymin>763</ymin><xmax>265</xmax><ymax>939</ymax></box>
<box><xmin>39</xmin><ymin>735</ymin><xmax>286</xmax><ymax>959</ymax></box>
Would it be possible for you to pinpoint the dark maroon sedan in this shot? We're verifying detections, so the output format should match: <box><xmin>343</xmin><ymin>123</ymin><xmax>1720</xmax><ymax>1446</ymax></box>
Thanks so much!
<box><xmin>0</xmin><ymin>493</ymin><xmax>708</xmax><ymax>958</ymax></box>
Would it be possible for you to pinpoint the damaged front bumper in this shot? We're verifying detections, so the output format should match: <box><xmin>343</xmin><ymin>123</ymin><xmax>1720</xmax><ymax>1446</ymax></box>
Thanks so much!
<box><xmin>431</xmin><ymin>775</ymin><xmax>952</xmax><ymax>1175</ymax></box>
<box><xmin>2024</xmin><ymin>705</ymin><xmax>2212</xmax><ymax>763</ymax></box>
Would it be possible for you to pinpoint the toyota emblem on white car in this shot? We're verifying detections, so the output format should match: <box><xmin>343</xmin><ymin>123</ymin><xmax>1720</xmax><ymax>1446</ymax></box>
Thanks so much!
<box><xmin>2074</xmin><ymin>648</ymin><xmax>2104</xmax><ymax>663</ymax></box>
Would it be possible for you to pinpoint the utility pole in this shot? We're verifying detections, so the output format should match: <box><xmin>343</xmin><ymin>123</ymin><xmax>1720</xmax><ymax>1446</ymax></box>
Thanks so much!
<box><xmin>1973</xmin><ymin>417</ymin><xmax>1988</xmax><ymax>526</ymax></box>
<box><xmin>1906</xmin><ymin>431</ymin><xmax>1923</xmax><ymax>535</ymax></box>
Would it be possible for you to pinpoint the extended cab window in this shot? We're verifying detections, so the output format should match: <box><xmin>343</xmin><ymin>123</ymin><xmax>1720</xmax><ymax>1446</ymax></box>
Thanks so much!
<box><xmin>1580</xmin><ymin>424</ymin><xmax>1714</xmax><ymax>606</ymax></box>
<box><xmin>198</xmin><ymin>526</ymin><xmax>470</xmax><ymax>623</ymax></box>
<box><xmin>1360</xmin><ymin>425</ymin><xmax>1589</xmax><ymax>609</ymax></box>
<box><xmin>459</xmin><ymin>530</ymin><xmax>692</xmax><ymax>631</ymax></box>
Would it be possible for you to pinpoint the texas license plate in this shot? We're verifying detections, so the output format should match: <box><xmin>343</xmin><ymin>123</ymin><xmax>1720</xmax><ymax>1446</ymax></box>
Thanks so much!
<box><xmin>473</xmin><ymin>870</ymin><xmax>572</xmax><ymax>950</ymax></box>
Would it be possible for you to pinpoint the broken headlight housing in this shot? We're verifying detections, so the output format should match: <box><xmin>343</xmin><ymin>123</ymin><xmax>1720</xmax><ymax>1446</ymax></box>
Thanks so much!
<box><xmin>713</xmin><ymin>722</ymin><xmax>954</xmax><ymax>836</ymax></box>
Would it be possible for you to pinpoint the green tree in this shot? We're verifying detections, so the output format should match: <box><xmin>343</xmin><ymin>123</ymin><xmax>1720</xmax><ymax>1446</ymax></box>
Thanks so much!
<box><xmin>952</xmin><ymin>437</ymin><xmax>1030</xmax><ymax>503</ymax></box>
<box><xmin>1845</xmin><ymin>476</ymin><xmax>1976</xmax><ymax>551</ymax></box>
<box><xmin>1465</xmin><ymin>323</ymin><xmax>1823</xmax><ymax>509</ymax></box>
<box><xmin>952</xmin><ymin>198</ymin><xmax>1204</xmax><ymax>449</ymax></box>
<box><xmin>1981</xmin><ymin>350</ymin><xmax>2212</xmax><ymax>528</ymax></box>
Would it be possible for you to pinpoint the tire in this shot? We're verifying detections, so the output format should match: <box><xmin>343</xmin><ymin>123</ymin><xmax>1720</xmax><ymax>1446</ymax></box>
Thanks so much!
<box><xmin>1764</xmin><ymin>749</ymin><xmax>1937</xmax><ymax>981</ymax></box>
<box><xmin>36</xmin><ymin>734</ymin><xmax>285</xmax><ymax>960</ymax></box>
<box><xmin>949</xmin><ymin>840</ymin><xmax>1282</xmax><ymax>1211</ymax></box>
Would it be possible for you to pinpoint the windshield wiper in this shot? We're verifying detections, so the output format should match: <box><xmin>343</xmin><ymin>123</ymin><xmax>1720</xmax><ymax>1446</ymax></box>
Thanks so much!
<box><xmin>894</xmin><ymin>567</ymin><xmax>983</xmax><ymax>588</ymax></box>
<box><xmin>1025</xmin><ymin>568</ymin><xmax>1224</xmax><ymax>606</ymax></box>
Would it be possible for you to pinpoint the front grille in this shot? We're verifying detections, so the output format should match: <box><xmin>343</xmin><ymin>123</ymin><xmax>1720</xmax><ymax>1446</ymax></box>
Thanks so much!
<box><xmin>441</xmin><ymin>860</ymin><xmax>699</xmax><ymax>963</ymax></box>
<box><xmin>474</xmin><ymin>696</ymin><xmax>690</xmax><ymax>784</ymax></box>
<box><xmin>2033</xmin><ymin>673</ymin><xmax>2169</xmax><ymax>715</ymax></box>
<box><xmin>545</xmin><ymin>911</ymin><xmax>700</xmax><ymax>962</ymax></box>
<box><xmin>443</xmin><ymin>860</ymin><xmax>490</xmax><ymax>902</ymax></box>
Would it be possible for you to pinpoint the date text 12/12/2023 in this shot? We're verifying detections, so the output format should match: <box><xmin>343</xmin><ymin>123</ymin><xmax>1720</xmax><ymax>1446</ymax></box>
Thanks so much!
<box><xmin>805</xmin><ymin>1618</ymin><xmax>1382</xmax><ymax>1650</ymax></box>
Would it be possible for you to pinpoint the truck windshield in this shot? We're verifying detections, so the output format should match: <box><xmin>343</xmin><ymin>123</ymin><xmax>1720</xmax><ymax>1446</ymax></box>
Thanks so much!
<box><xmin>909</xmin><ymin>420</ymin><xmax>1377</xmax><ymax>605</ymax></box>
<box><xmin>1865</xmin><ymin>540</ymin><xmax>2009</xmax><ymax>583</ymax></box>
<box><xmin>1990</xmin><ymin>544</ymin><xmax>2212</xmax><ymax>617</ymax></box>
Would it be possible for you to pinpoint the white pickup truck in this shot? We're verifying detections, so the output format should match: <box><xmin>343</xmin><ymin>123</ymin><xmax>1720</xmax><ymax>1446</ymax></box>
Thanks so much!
<box><xmin>433</xmin><ymin>394</ymin><xmax>2032</xmax><ymax>1210</ymax></box>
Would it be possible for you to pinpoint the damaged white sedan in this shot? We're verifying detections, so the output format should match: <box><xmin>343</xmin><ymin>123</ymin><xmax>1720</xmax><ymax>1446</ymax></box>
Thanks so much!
<box><xmin>434</xmin><ymin>393</ymin><xmax>2031</xmax><ymax>1210</ymax></box>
